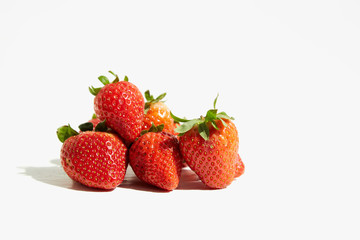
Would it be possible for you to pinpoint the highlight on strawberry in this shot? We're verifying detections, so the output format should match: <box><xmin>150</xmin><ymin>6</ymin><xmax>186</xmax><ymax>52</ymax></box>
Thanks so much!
<box><xmin>171</xmin><ymin>94</ymin><xmax>243</xmax><ymax>189</ymax></box>
<box><xmin>89</xmin><ymin>71</ymin><xmax>144</xmax><ymax>144</ymax></box>
<box><xmin>142</xmin><ymin>90</ymin><xmax>178</xmax><ymax>135</ymax></box>
<box><xmin>56</xmin><ymin>120</ymin><xmax>128</xmax><ymax>190</ymax></box>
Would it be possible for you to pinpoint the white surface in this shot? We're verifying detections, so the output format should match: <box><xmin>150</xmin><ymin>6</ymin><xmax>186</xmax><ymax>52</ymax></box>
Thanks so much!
<box><xmin>1</xmin><ymin>1</ymin><xmax>360</xmax><ymax>239</ymax></box>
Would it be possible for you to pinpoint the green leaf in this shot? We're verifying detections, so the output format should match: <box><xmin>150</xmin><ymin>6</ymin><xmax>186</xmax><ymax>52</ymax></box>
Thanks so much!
<box><xmin>155</xmin><ymin>92</ymin><xmax>166</xmax><ymax>102</ymax></box>
<box><xmin>144</xmin><ymin>102</ymin><xmax>151</xmax><ymax>114</ymax></box>
<box><xmin>78</xmin><ymin>122</ymin><xmax>94</xmax><ymax>132</ymax></box>
<box><xmin>140</xmin><ymin>123</ymin><xmax>165</xmax><ymax>136</ymax></box>
<box><xmin>98</xmin><ymin>75</ymin><xmax>110</xmax><ymax>85</ymax></box>
<box><xmin>144</xmin><ymin>90</ymin><xmax>153</xmax><ymax>101</ymax></box>
<box><xmin>124</xmin><ymin>75</ymin><xmax>129</xmax><ymax>82</ymax></box>
<box><xmin>148</xmin><ymin>123</ymin><xmax>157</xmax><ymax>132</ymax></box>
<box><xmin>140</xmin><ymin>129</ymin><xmax>149</xmax><ymax>136</ymax></box>
<box><xmin>56</xmin><ymin>125</ymin><xmax>79</xmax><ymax>143</ymax></box>
<box><xmin>213</xmin><ymin>93</ymin><xmax>219</xmax><ymax>109</ymax></box>
<box><xmin>108</xmin><ymin>71</ymin><xmax>119</xmax><ymax>83</ymax></box>
<box><xmin>217</xmin><ymin>111</ymin><xmax>235</xmax><ymax>120</ymax></box>
<box><xmin>198</xmin><ymin>122</ymin><xmax>210</xmax><ymax>141</ymax></box>
<box><xmin>92</xmin><ymin>113</ymin><xmax>97</xmax><ymax>119</ymax></box>
<box><xmin>174</xmin><ymin>119</ymin><xmax>201</xmax><ymax>134</ymax></box>
<box><xmin>95</xmin><ymin>120</ymin><xmax>107</xmax><ymax>132</ymax></box>
<box><xmin>211</xmin><ymin>121</ymin><xmax>219</xmax><ymax>130</ymax></box>
<box><xmin>205</xmin><ymin>109</ymin><xmax>218</xmax><ymax>122</ymax></box>
<box><xmin>157</xmin><ymin>124</ymin><xmax>164</xmax><ymax>132</ymax></box>
<box><xmin>219</xmin><ymin>118</ymin><xmax>227</xmax><ymax>127</ymax></box>
<box><xmin>89</xmin><ymin>86</ymin><xmax>101</xmax><ymax>96</ymax></box>
<box><xmin>170</xmin><ymin>112</ymin><xmax>190</xmax><ymax>123</ymax></box>
<box><xmin>144</xmin><ymin>90</ymin><xmax>166</xmax><ymax>104</ymax></box>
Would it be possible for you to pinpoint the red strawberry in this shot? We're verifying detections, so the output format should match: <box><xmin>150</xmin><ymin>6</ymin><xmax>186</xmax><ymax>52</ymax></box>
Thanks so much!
<box><xmin>56</xmin><ymin>122</ymin><xmax>128</xmax><ymax>190</ymax></box>
<box><xmin>89</xmin><ymin>71</ymin><xmax>144</xmax><ymax>143</ymax></box>
<box><xmin>234</xmin><ymin>153</ymin><xmax>245</xmax><ymax>178</ymax></box>
<box><xmin>142</xmin><ymin>90</ymin><xmax>178</xmax><ymax>135</ymax></box>
<box><xmin>172</xmin><ymin>95</ymin><xmax>239</xmax><ymax>189</ymax></box>
<box><xmin>129</xmin><ymin>124</ymin><xmax>182</xmax><ymax>191</ymax></box>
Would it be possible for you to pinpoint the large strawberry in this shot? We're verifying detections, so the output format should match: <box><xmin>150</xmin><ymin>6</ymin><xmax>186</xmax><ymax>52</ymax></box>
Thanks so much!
<box><xmin>89</xmin><ymin>71</ymin><xmax>144</xmax><ymax>143</ymax></box>
<box><xmin>142</xmin><ymin>90</ymin><xmax>178</xmax><ymax>135</ymax></box>
<box><xmin>171</xmin><ymin>95</ymin><xmax>239</xmax><ymax>189</ymax></box>
<box><xmin>129</xmin><ymin>124</ymin><xmax>182</xmax><ymax>191</ymax></box>
<box><xmin>56</xmin><ymin>121</ymin><xmax>128</xmax><ymax>190</ymax></box>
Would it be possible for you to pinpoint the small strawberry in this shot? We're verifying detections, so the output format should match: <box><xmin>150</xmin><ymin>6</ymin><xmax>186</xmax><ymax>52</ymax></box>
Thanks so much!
<box><xmin>89</xmin><ymin>71</ymin><xmax>144</xmax><ymax>143</ymax></box>
<box><xmin>56</xmin><ymin>121</ymin><xmax>128</xmax><ymax>190</ymax></box>
<box><xmin>234</xmin><ymin>153</ymin><xmax>245</xmax><ymax>178</ymax></box>
<box><xmin>142</xmin><ymin>90</ymin><xmax>178</xmax><ymax>135</ymax></box>
<box><xmin>171</xmin><ymin>95</ymin><xmax>239</xmax><ymax>189</ymax></box>
<box><xmin>129</xmin><ymin>124</ymin><xmax>182</xmax><ymax>191</ymax></box>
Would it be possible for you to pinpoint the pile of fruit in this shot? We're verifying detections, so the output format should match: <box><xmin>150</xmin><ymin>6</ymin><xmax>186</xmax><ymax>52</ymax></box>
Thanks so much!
<box><xmin>56</xmin><ymin>71</ymin><xmax>245</xmax><ymax>191</ymax></box>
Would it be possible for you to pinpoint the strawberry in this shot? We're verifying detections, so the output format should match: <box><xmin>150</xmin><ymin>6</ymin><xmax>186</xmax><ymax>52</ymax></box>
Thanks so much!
<box><xmin>171</xmin><ymin>95</ymin><xmax>239</xmax><ymax>189</ymax></box>
<box><xmin>56</xmin><ymin>121</ymin><xmax>128</xmax><ymax>190</ymax></box>
<box><xmin>129</xmin><ymin>124</ymin><xmax>182</xmax><ymax>191</ymax></box>
<box><xmin>234</xmin><ymin>153</ymin><xmax>245</xmax><ymax>178</ymax></box>
<box><xmin>89</xmin><ymin>71</ymin><xmax>144</xmax><ymax>143</ymax></box>
<box><xmin>142</xmin><ymin>90</ymin><xmax>178</xmax><ymax>135</ymax></box>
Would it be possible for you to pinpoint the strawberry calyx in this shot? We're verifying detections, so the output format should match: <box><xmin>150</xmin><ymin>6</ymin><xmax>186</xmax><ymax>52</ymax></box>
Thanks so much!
<box><xmin>57</xmin><ymin>120</ymin><xmax>108</xmax><ymax>143</ymax></box>
<box><xmin>170</xmin><ymin>94</ymin><xmax>234</xmax><ymax>141</ymax></box>
<box><xmin>57</xmin><ymin>124</ymin><xmax>79</xmax><ymax>143</ymax></box>
<box><xmin>144</xmin><ymin>90</ymin><xmax>166</xmax><ymax>114</ymax></box>
<box><xmin>140</xmin><ymin>123</ymin><xmax>165</xmax><ymax>136</ymax></box>
<box><xmin>89</xmin><ymin>71</ymin><xmax>129</xmax><ymax>96</ymax></box>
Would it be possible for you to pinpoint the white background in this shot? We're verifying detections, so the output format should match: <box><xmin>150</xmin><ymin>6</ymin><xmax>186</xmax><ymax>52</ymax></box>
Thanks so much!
<box><xmin>1</xmin><ymin>0</ymin><xmax>359</xmax><ymax>239</ymax></box>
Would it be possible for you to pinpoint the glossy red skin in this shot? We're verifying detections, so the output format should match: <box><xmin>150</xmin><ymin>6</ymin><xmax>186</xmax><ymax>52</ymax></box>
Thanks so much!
<box><xmin>234</xmin><ymin>153</ymin><xmax>245</xmax><ymax>178</ymax></box>
<box><xmin>60</xmin><ymin>131</ymin><xmax>128</xmax><ymax>190</ymax></box>
<box><xmin>94</xmin><ymin>81</ymin><xmax>144</xmax><ymax>143</ymax></box>
<box><xmin>179</xmin><ymin>119</ymin><xmax>239</xmax><ymax>189</ymax></box>
<box><xmin>142</xmin><ymin>102</ymin><xmax>178</xmax><ymax>135</ymax></box>
<box><xmin>129</xmin><ymin>132</ymin><xmax>182</xmax><ymax>191</ymax></box>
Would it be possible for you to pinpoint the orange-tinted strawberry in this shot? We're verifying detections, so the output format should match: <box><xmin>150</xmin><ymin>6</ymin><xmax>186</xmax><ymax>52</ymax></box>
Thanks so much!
<box><xmin>90</xmin><ymin>71</ymin><xmax>144</xmax><ymax>143</ymax></box>
<box><xmin>234</xmin><ymin>153</ymin><xmax>245</xmax><ymax>178</ymax></box>
<box><xmin>57</xmin><ymin>122</ymin><xmax>128</xmax><ymax>190</ymax></box>
<box><xmin>129</xmin><ymin>124</ymin><xmax>182</xmax><ymax>191</ymax></box>
<box><xmin>142</xmin><ymin>90</ymin><xmax>178</xmax><ymax>135</ymax></box>
<box><xmin>172</xmin><ymin>95</ymin><xmax>239</xmax><ymax>189</ymax></box>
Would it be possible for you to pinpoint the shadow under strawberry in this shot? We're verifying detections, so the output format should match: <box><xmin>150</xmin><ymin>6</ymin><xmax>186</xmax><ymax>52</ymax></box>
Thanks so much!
<box><xmin>20</xmin><ymin>159</ymin><xmax>215</xmax><ymax>192</ymax></box>
<box><xmin>176</xmin><ymin>168</ymin><xmax>214</xmax><ymax>190</ymax></box>
<box><xmin>19</xmin><ymin>159</ymin><xmax>112</xmax><ymax>192</ymax></box>
<box><xmin>117</xmin><ymin>167</ymin><xmax>169</xmax><ymax>193</ymax></box>
<box><xmin>119</xmin><ymin>167</ymin><xmax>214</xmax><ymax>191</ymax></box>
